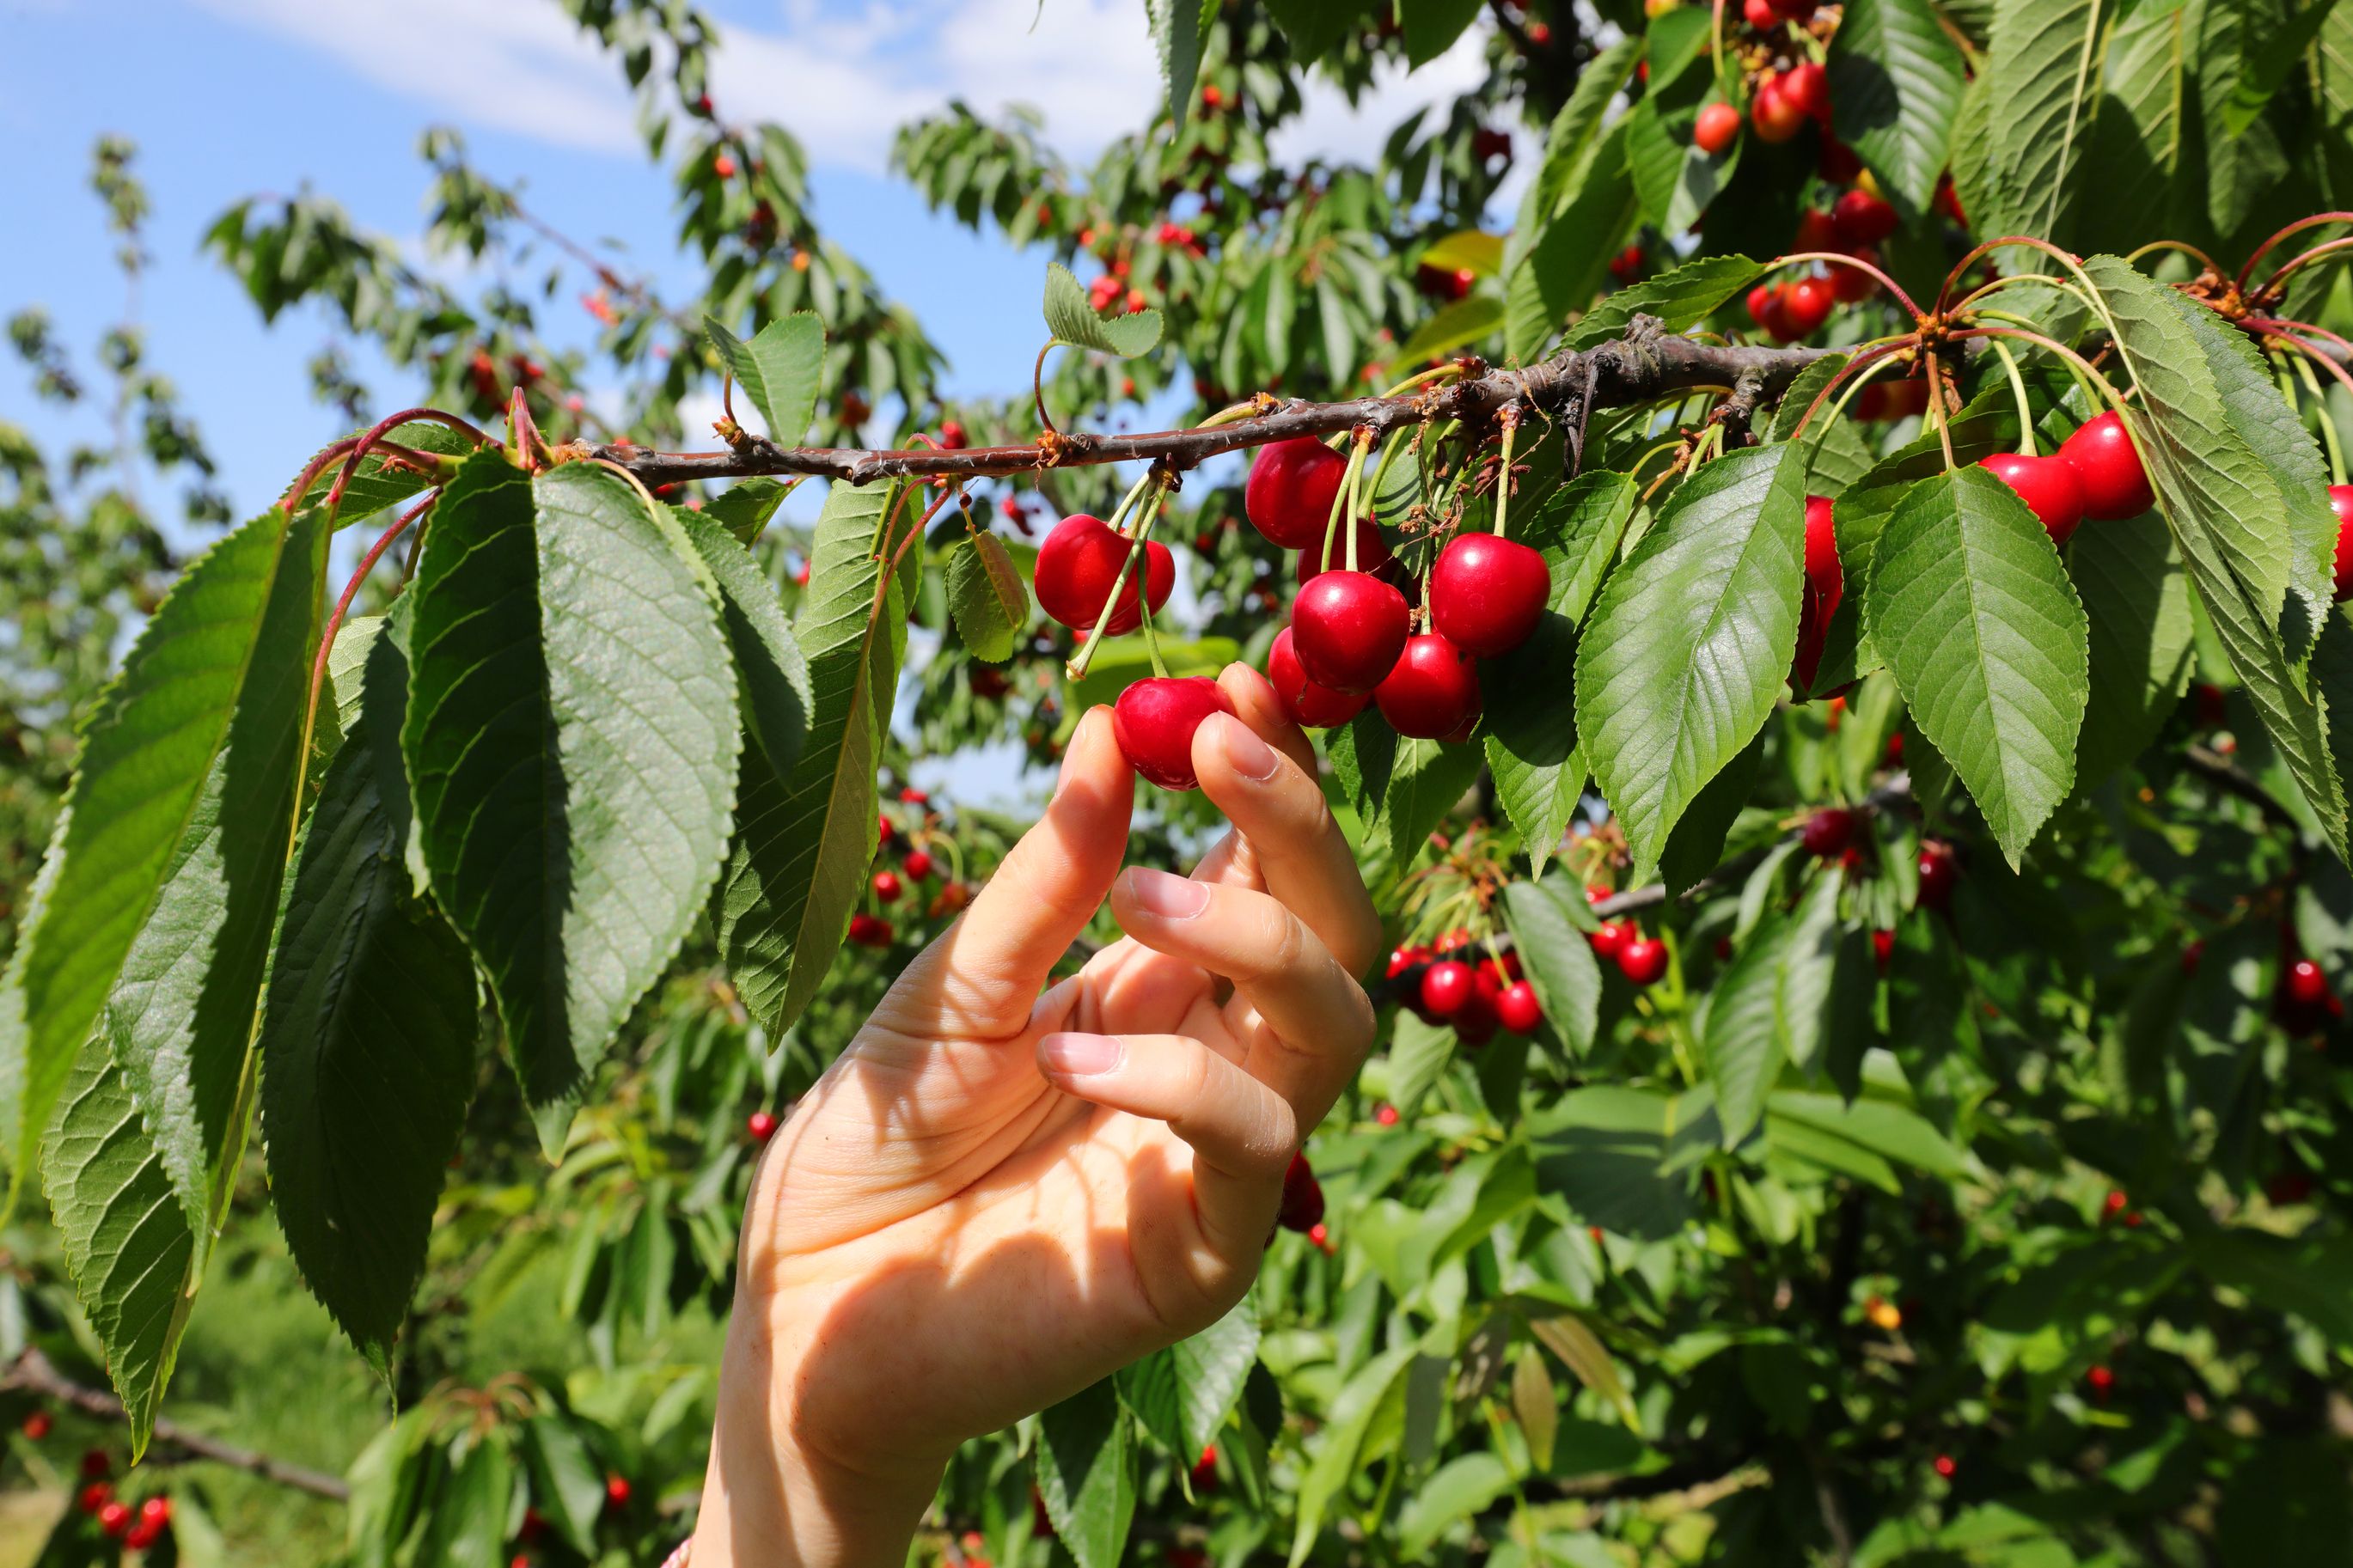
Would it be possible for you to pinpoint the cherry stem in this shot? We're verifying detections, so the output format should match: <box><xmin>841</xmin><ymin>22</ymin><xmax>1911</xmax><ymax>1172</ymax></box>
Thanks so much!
<box><xmin>2256</xmin><ymin>236</ymin><xmax>2353</xmax><ymax>301</ymax></box>
<box><xmin>2277</xmin><ymin>348</ymin><xmax>2349</xmax><ymax>487</ymax></box>
<box><xmin>1066</xmin><ymin>470</ymin><xmax>1169</xmax><ymax>682</ymax></box>
<box><xmin>278</xmin><ymin>437</ymin><xmax>364</xmax><ymax>518</ymax></box>
<box><xmin>2123</xmin><ymin>240</ymin><xmax>2224</xmax><ymax>274</ymax></box>
<box><xmin>1493</xmin><ymin>415</ymin><xmax>1519</xmax><ymax>540</ymax></box>
<box><xmin>1985</xmin><ymin>336</ymin><xmax>2038</xmax><ymax>457</ymax></box>
<box><xmin>1032</xmin><ymin>343</ymin><xmax>1059</xmax><ymax>436</ymax></box>
<box><xmin>2236</xmin><ymin>211</ymin><xmax>2353</xmax><ymax>291</ymax></box>
<box><xmin>1789</xmin><ymin>343</ymin><xmax>1910</xmax><ymax>451</ymax></box>
<box><xmin>1375</xmin><ymin>363</ymin><xmax>1464</xmax><ymax>400</ymax></box>
<box><xmin>1777</xmin><ymin>251</ymin><xmax>1922</xmax><ymax>317</ymax></box>
<box><xmin>2258</xmin><ymin>327</ymin><xmax>2353</xmax><ymax>423</ymax></box>
<box><xmin>1344</xmin><ymin>433</ymin><xmax>1372</xmax><ymax>573</ymax></box>
<box><xmin>323</xmin><ymin>408</ymin><xmax>488</xmax><ymax>511</ymax></box>
<box><xmin>1708</xmin><ymin>0</ymin><xmax>1732</xmax><ymax>100</ymax></box>
<box><xmin>1934</xmin><ymin>235</ymin><xmax>2091</xmax><ymax>319</ymax></box>
<box><xmin>1944</xmin><ymin>325</ymin><xmax>2129</xmax><ymax>423</ymax></box>
<box><xmin>1947</xmin><ymin>272</ymin><xmax>2101</xmax><ymax>326</ymax></box>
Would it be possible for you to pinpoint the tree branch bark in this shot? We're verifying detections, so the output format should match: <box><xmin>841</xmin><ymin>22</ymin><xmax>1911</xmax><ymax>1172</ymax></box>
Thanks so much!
<box><xmin>1</xmin><ymin>1347</ymin><xmax>351</xmax><ymax>1503</ymax></box>
<box><xmin>581</xmin><ymin>321</ymin><xmax>1833</xmax><ymax>489</ymax></box>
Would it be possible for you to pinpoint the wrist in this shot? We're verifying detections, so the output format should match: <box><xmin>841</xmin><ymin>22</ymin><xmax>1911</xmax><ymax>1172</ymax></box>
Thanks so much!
<box><xmin>688</xmin><ymin>1320</ymin><xmax>946</xmax><ymax>1568</ymax></box>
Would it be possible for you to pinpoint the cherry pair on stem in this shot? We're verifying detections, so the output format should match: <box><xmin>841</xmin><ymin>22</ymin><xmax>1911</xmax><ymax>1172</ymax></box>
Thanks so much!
<box><xmin>691</xmin><ymin>667</ymin><xmax>1378</xmax><ymax>1568</ymax></box>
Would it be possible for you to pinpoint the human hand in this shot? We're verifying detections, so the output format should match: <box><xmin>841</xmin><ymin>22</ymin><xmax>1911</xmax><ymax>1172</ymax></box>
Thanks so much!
<box><xmin>688</xmin><ymin>663</ymin><xmax>1380</xmax><ymax>1567</ymax></box>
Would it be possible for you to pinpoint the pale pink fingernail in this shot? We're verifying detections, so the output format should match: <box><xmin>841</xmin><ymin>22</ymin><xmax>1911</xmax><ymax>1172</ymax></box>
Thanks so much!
<box><xmin>1218</xmin><ymin>712</ymin><xmax>1280</xmax><ymax>782</ymax></box>
<box><xmin>1040</xmin><ymin>1032</ymin><xmax>1122</xmax><ymax>1076</ymax></box>
<box><xmin>1124</xmin><ymin>866</ymin><xmax>1209</xmax><ymax>918</ymax></box>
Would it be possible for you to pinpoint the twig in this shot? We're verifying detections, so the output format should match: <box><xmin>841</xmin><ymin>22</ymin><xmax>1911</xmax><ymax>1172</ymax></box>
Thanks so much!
<box><xmin>578</xmin><ymin>324</ymin><xmax>1832</xmax><ymax>489</ymax></box>
<box><xmin>2</xmin><ymin>1348</ymin><xmax>351</xmax><ymax>1502</ymax></box>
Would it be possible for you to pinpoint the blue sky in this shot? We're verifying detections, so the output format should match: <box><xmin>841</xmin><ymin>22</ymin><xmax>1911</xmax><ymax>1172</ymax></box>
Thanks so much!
<box><xmin>1</xmin><ymin>0</ymin><xmax>1494</xmax><ymax>526</ymax></box>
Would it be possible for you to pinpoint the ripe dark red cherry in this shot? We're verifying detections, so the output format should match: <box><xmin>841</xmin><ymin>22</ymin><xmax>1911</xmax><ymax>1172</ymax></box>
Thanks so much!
<box><xmin>605</xmin><ymin>1473</ymin><xmax>633</xmax><ymax>1510</ymax></box>
<box><xmin>871</xmin><ymin>869</ymin><xmax>902</xmax><ymax>903</ymax></box>
<box><xmin>1978</xmin><ymin>452</ymin><xmax>2087</xmax><ymax>546</ymax></box>
<box><xmin>1617</xmin><ymin>937</ymin><xmax>1669</xmax><ymax>987</ymax></box>
<box><xmin>1498</xmin><ymin>981</ymin><xmax>1543</xmax><ymax>1034</ymax></box>
<box><xmin>1113</xmin><ymin>675</ymin><xmax>1238</xmax><ymax>791</ymax></box>
<box><xmin>746</xmin><ymin>1109</ymin><xmax>779</xmax><ymax>1142</ymax></box>
<box><xmin>1268</xmin><ymin>627</ymin><xmax>1371</xmax><ymax>729</ymax></box>
<box><xmin>1589</xmin><ymin>921</ymin><xmax>1628</xmax><ymax>960</ymax></box>
<box><xmin>1916</xmin><ymin>840</ymin><xmax>1959</xmax><ymax>912</ymax></box>
<box><xmin>1245</xmin><ymin>437</ymin><xmax>1349</xmax><ymax>547</ymax></box>
<box><xmin>1277</xmin><ymin>1153</ymin><xmax>1324</xmax><ymax>1232</ymax></box>
<box><xmin>1781</xmin><ymin>277</ymin><xmax>1836</xmax><ymax>338</ymax></box>
<box><xmin>1800</xmin><ymin>808</ymin><xmax>1855</xmax><ymax>857</ymax></box>
<box><xmin>1421</xmin><ymin>960</ymin><xmax>1475</xmax><ymax>1017</ymax></box>
<box><xmin>1751</xmin><ymin>75</ymin><xmax>1808</xmax><ymax>143</ymax></box>
<box><xmin>903</xmin><ymin>849</ymin><xmax>933</xmax><ymax>880</ymax></box>
<box><xmin>1831</xmin><ymin>188</ymin><xmax>1898</xmax><ymax>247</ymax></box>
<box><xmin>1695</xmin><ymin>101</ymin><xmax>1742</xmax><ymax>155</ymax></box>
<box><xmin>1430</xmin><ymin>533</ymin><xmax>1551</xmax><ymax>657</ymax></box>
<box><xmin>1374</xmin><ymin>633</ymin><xmax>1482</xmax><ymax>740</ymax></box>
<box><xmin>1933</xmin><ymin>1455</ymin><xmax>1958</xmax><ymax>1480</ymax></box>
<box><xmin>2085</xmin><ymin>1365</ymin><xmax>2115</xmax><ymax>1398</ymax></box>
<box><xmin>1743</xmin><ymin>0</ymin><xmax>1777</xmax><ymax>27</ymax></box>
<box><xmin>1035</xmin><ymin>514</ymin><xmax>1175</xmax><ymax>632</ymax></box>
<box><xmin>1794</xmin><ymin>207</ymin><xmax>1837</xmax><ymax>252</ymax></box>
<box><xmin>1792</xmin><ymin>495</ymin><xmax>1843</xmax><ymax>691</ymax></box>
<box><xmin>1296</xmin><ymin>516</ymin><xmax>1390</xmax><ymax>583</ymax></box>
<box><xmin>99</xmin><ymin>1501</ymin><xmax>131</xmax><ymax>1538</ymax></box>
<box><xmin>1872</xmin><ymin>929</ymin><xmax>1894</xmax><ymax>970</ymax></box>
<box><xmin>21</xmin><ymin>1411</ymin><xmax>49</xmax><ymax>1441</ymax></box>
<box><xmin>1293</xmin><ymin>570</ymin><xmax>1411</xmax><ymax>692</ymax></box>
<box><xmin>1780</xmin><ymin>60</ymin><xmax>1830</xmax><ymax>123</ymax></box>
<box><xmin>1830</xmin><ymin>255</ymin><xmax>1879</xmax><ymax>302</ymax></box>
<box><xmin>2287</xmin><ymin>959</ymin><xmax>2331</xmax><ymax>1006</ymax></box>
<box><xmin>2328</xmin><ymin>485</ymin><xmax>2353</xmax><ymax>601</ymax></box>
<box><xmin>2057</xmin><ymin>412</ymin><xmax>2155</xmax><ymax>521</ymax></box>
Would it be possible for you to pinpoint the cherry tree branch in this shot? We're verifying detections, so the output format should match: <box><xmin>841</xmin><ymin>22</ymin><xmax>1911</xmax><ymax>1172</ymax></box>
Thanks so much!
<box><xmin>578</xmin><ymin>320</ymin><xmax>1834</xmax><ymax>489</ymax></box>
<box><xmin>3</xmin><ymin>1347</ymin><xmax>351</xmax><ymax>1501</ymax></box>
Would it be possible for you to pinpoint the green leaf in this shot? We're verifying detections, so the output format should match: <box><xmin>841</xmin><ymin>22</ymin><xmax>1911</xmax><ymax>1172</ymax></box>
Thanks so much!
<box><xmin>1419</xmin><ymin>231</ymin><xmax>1506</xmax><ymax>276</ymax></box>
<box><xmin>1503</xmin><ymin>880</ymin><xmax>1602</xmax><ymax>1056</ymax></box>
<box><xmin>9</xmin><ymin>501</ymin><xmax>327</xmax><ymax>1214</ymax></box>
<box><xmin>1825</xmin><ymin>0</ymin><xmax>1966</xmax><ymax>214</ymax></box>
<box><xmin>1578</xmin><ymin>443</ymin><xmax>1807</xmax><ymax>880</ymax></box>
<box><xmin>2081</xmin><ymin>254</ymin><xmax>2348</xmax><ymax>857</ymax></box>
<box><xmin>1402</xmin><ymin>0</ymin><xmax>1481</xmax><ymax>64</ymax></box>
<box><xmin>283</xmin><ymin>420</ymin><xmax>478</xmax><ymax>524</ymax></box>
<box><xmin>679</xmin><ymin>508</ymin><xmax>813</xmax><ymax>780</ymax></box>
<box><xmin>715</xmin><ymin>480</ymin><xmax>913</xmax><ymax>1034</ymax></box>
<box><xmin>1042</xmin><ymin>261</ymin><xmax>1164</xmax><ymax>358</ymax></box>
<box><xmin>43</xmin><ymin>1036</ymin><xmax>197</xmax><ymax>1455</ymax></box>
<box><xmin>1511</xmin><ymin>37</ymin><xmax>1641</xmax><ymax>277</ymax></box>
<box><xmin>1149</xmin><ymin>0</ymin><xmax>1213</xmax><ymax>131</ymax></box>
<box><xmin>1567</xmin><ymin>257</ymin><xmax>1763</xmax><ymax>352</ymax></box>
<box><xmin>2070</xmin><ymin>514</ymin><xmax>2195</xmax><ymax>787</ymax></box>
<box><xmin>1659</xmin><ymin>727</ymin><xmax>1765</xmax><ymax>896</ymax></box>
<box><xmin>1766</xmin><ymin>1089</ymin><xmax>1969</xmax><ymax>1181</ymax></box>
<box><xmin>1170</xmin><ymin>1296</ymin><xmax>1261</xmax><ymax>1461</ymax></box>
<box><xmin>1705</xmin><ymin>868</ymin><xmax>1849</xmax><ymax>1145</ymax></box>
<box><xmin>1482</xmin><ymin>614</ymin><xmax>1583</xmax><ymax>877</ymax></box>
<box><xmin>404</xmin><ymin>455</ymin><xmax>739</xmax><ymax>1105</ymax></box>
<box><xmin>260</xmin><ymin>619</ymin><xmax>478</xmax><ymax>1370</ymax></box>
<box><xmin>1530</xmin><ymin>1085</ymin><xmax>1710</xmax><ymax>1241</ymax></box>
<box><xmin>945</xmin><ymin>528</ymin><xmax>1030</xmax><ymax>663</ymax></box>
<box><xmin>1982</xmin><ymin>0</ymin><xmax>2102</xmax><ymax>245</ymax></box>
<box><xmin>1290</xmin><ymin>1345</ymin><xmax>1416</xmax><ymax>1567</ymax></box>
<box><xmin>518</xmin><ymin>1415</ymin><xmax>605</xmax><ymax>1558</ymax></box>
<box><xmin>703</xmin><ymin>312</ymin><xmax>824</xmax><ymax>446</ymax></box>
<box><xmin>706</xmin><ymin>477</ymin><xmax>793</xmax><ymax>547</ymax></box>
<box><xmin>1397</xmin><ymin>295</ymin><xmax>1506</xmax><ymax>363</ymax></box>
<box><xmin>1506</xmin><ymin>120</ymin><xmax>1638</xmax><ymax>361</ymax></box>
<box><xmin>1386</xmin><ymin>1010</ymin><xmax>1458</xmax><ymax>1116</ymax></box>
<box><xmin>1864</xmin><ymin>467</ymin><xmax>2090</xmax><ymax>867</ymax></box>
<box><xmin>2189</xmin><ymin>1228</ymin><xmax>2353</xmax><ymax>1347</ymax></box>
<box><xmin>1399</xmin><ymin>1453</ymin><xmax>1513</xmax><ymax>1557</ymax></box>
<box><xmin>2076</xmin><ymin>0</ymin><xmax>2194</xmax><ymax>253</ymax></box>
<box><xmin>1511</xmin><ymin>1348</ymin><xmax>1559</xmax><ymax>1471</ymax></box>
<box><xmin>1527</xmin><ymin>1310</ymin><xmax>1641</xmax><ymax>1430</ymax></box>
<box><xmin>1036</xmin><ymin>1377</ymin><xmax>1135</xmax><ymax>1568</ymax></box>
<box><xmin>418</xmin><ymin>1432</ymin><xmax>511</xmax><ymax>1568</ymax></box>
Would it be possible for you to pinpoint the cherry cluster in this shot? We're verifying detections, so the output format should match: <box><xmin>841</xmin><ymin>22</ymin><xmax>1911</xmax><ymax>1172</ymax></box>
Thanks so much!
<box><xmin>1387</xmin><ymin>930</ymin><xmax>1548</xmax><ymax>1046</ymax></box>
<box><xmin>848</xmin><ymin>787</ymin><xmax>971</xmax><ymax>948</ymax></box>
<box><xmin>69</xmin><ymin>1449</ymin><xmax>173</xmax><ymax>1553</ymax></box>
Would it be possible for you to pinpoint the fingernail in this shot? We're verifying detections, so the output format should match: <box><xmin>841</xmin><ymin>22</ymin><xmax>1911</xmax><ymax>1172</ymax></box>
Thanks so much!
<box><xmin>1124</xmin><ymin>866</ymin><xmax>1209</xmax><ymax>919</ymax></box>
<box><xmin>1053</xmin><ymin>710</ymin><xmax>1101</xmax><ymax>801</ymax></box>
<box><xmin>1040</xmin><ymin>1031</ymin><xmax>1122</xmax><ymax>1077</ymax></box>
<box><xmin>1218</xmin><ymin>713</ymin><xmax>1280</xmax><ymax>782</ymax></box>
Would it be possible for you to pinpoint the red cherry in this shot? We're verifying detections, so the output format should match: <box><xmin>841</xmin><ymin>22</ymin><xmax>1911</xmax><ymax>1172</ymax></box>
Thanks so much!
<box><xmin>77</xmin><ymin>1483</ymin><xmax>110</xmax><ymax>1516</ymax></box>
<box><xmin>1453</xmin><ymin>980</ymin><xmax>1499</xmax><ymax>1046</ymax></box>
<box><xmin>1916</xmin><ymin>841</ymin><xmax>1959</xmax><ymax>911</ymax></box>
<box><xmin>1872</xmin><ymin>929</ymin><xmax>1894</xmax><ymax>970</ymax></box>
<box><xmin>1793</xmin><ymin>495</ymin><xmax>1843</xmax><ymax>690</ymax></box>
<box><xmin>1295</xmin><ymin>516</ymin><xmax>1391</xmax><ymax>583</ymax></box>
<box><xmin>1497</xmin><ymin>981</ymin><xmax>1543</xmax><ymax>1034</ymax></box>
<box><xmin>1695</xmin><ymin>101</ymin><xmax>1743</xmax><ymax>155</ymax></box>
<box><xmin>1278</xmin><ymin>1152</ymin><xmax>1324</xmax><ymax>1232</ymax></box>
<box><xmin>1829</xmin><ymin>255</ymin><xmax>1879</xmax><ymax>302</ymax></box>
<box><xmin>1761</xmin><ymin>285</ymin><xmax>1802</xmax><ymax>343</ymax></box>
<box><xmin>712</xmin><ymin>152</ymin><xmax>737</xmax><ymax>179</ymax></box>
<box><xmin>1831</xmin><ymin>189</ymin><xmax>1898</xmax><ymax>247</ymax></box>
<box><xmin>1617</xmin><ymin>937</ymin><xmax>1670</xmax><ymax>987</ymax></box>
<box><xmin>1933</xmin><ymin>1455</ymin><xmax>1957</xmax><ymax>1480</ymax></box>
<box><xmin>100</xmin><ymin>1501</ymin><xmax>131</xmax><ymax>1538</ymax></box>
<box><xmin>1268</xmin><ymin>626</ymin><xmax>1371</xmax><ymax>729</ymax></box>
<box><xmin>125</xmin><ymin>1518</ymin><xmax>163</xmax><ymax>1550</ymax></box>
<box><xmin>140</xmin><ymin>1498</ymin><xmax>172</xmax><ymax>1526</ymax></box>
<box><xmin>1589</xmin><ymin>921</ymin><xmax>1628</xmax><ymax>960</ymax></box>
<box><xmin>898</xmin><ymin>785</ymin><xmax>929</xmax><ymax>805</ymax></box>
<box><xmin>2085</xmin><ymin>1365</ymin><xmax>2115</xmax><ymax>1397</ymax></box>
<box><xmin>747</xmin><ymin>1110</ymin><xmax>779</xmax><ymax>1142</ymax></box>
<box><xmin>1751</xmin><ymin>76</ymin><xmax>1808</xmax><ymax>143</ymax></box>
<box><xmin>604</xmin><ymin>1473</ymin><xmax>633</xmax><ymax>1510</ymax></box>
<box><xmin>1373</xmin><ymin>634</ymin><xmax>1482</xmax><ymax>740</ymax></box>
<box><xmin>1781</xmin><ymin>60</ymin><xmax>1831</xmax><ymax>123</ymax></box>
<box><xmin>2268</xmin><ymin>1169</ymin><xmax>2315</xmax><ymax>1204</ymax></box>
<box><xmin>1743</xmin><ymin>0</ymin><xmax>1778</xmax><ymax>26</ymax></box>
<box><xmin>1293</xmin><ymin>570</ymin><xmax>1411</xmax><ymax>693</ymax></box>
<box><xmin>1421</xmin><ymin>961</ymin><xmax>1475</xmax><ymax>1018</ymax></box>
<box><xmin>1245</xmin><ymin>438</ymin><xmax>1348</xmax><ymax>547</ymax></box>
<box><xmin>871</xmin><ymin>869</ymin><xmax>902</xmax><ymax>903</ymax></box>
<box><xmin>2327</xmin><ymin>485</ymin><xmax>2353</xmax><ymax>601</ymax></box>
<box><xmin>2287</xmin><ymin>959</ymin><xmax>2331</xmax><ymax>1006</ymax></box>
<box><xmin>1035</xmin><ymin>514</ymin><xmax>1174</xmax><ymax>633</ymax></box>
<box><xmin>1978</xmin><ymin>452</ymin><xmax>2087</xmax><ymax>546</ymax></box>
<box><xmin>1800</xmin><ymin>808</ymin><xmax>1855</xmax><ymax>857</ymax></box>
<box><xmin>1781</xmin><ymin>277</ymin><xmax>1836</xmax><ymax>338</ymax></box>
<box><xmin>1818</xmin><ymin>134</ymin><xmax>1863</xmax><ymax>184</ymax></box>
<box><xmin>2057</xmin><ymin>412</ymin><xmax>2154</xmax><ymax>522</ymax></box>
<box><xmin>79</xmin><ymin>1450</ymin><xmax>110</xmax><ymax>1480</ymax></box>
<box><xmin>902</xmin><ymin>850</ymin><xmax>933</xmax><ymax>880</ymax></box>
<box><xmin>1746</xmin><ymin>284</ymin><xmax>1781</xmax><ymax>332</ymax></box>
<box><xmin>1794</xmin><ymin>207</ymin><xmax>1837</xmax><ymax>252</ymax></box>
<box><xmin>1771</xmin><ymin>0</ymin><xmax>1818</xmax><ymax>16</ymax></box>
<box><xmin>1190</xmin><ymin>1446</ymin><xmax>1219</xmax><ymax>1491</ymax></box>
<box><xmin>1375</xmin><ymin>1102</ymin><xmax>1401</xmax><ymax>1127</ymax></box>
<box><xmin>21</xmin><ymin>1411</ymin><xmax>49</xmax><ymax>1440</ymax></box>
<box><xmin>1113</xmin><ymin>676</ymin><xmax>1238</xmax><ymax>791</ymax></box>
<box><xmin>1430</xmin><ymin>533</ymin><xmax>1551</xmax><ymax>657</ymax></box>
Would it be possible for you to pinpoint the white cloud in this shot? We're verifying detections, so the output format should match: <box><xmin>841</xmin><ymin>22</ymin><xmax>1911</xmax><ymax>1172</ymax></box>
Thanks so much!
<box><xmin>193</xmin><ymin>0</ymin><xmax>1502</xmax><ymax>186</ymax></box>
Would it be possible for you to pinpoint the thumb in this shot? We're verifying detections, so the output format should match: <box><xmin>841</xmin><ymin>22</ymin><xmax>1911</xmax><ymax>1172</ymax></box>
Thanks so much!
<box><xmin>880</xmin><ymin>706</ymin><xmax>1134</xmax><ymax>1037</ymax></box>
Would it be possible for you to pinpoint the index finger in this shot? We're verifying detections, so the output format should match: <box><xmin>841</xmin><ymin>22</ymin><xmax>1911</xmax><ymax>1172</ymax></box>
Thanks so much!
<box><xmin>1190</xmin><ymin>665</ymin><xmax>1381</xmax><ymax>979</ymax></box>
